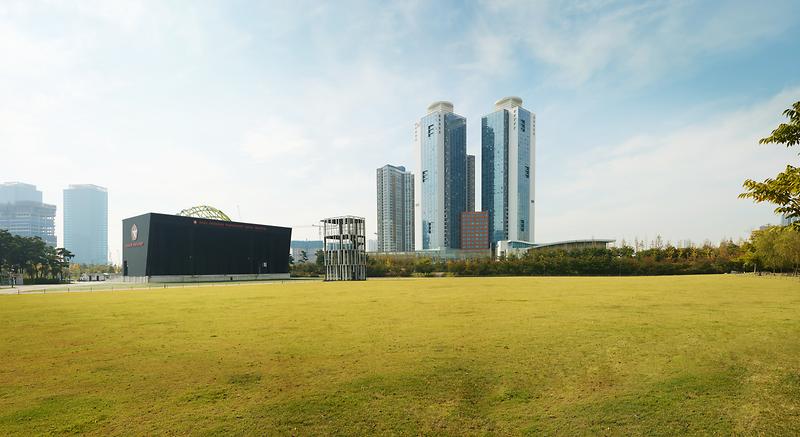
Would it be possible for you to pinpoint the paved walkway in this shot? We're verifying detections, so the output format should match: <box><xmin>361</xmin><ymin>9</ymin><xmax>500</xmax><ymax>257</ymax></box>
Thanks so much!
<box><xmin>0</xmin><ymin>278</ymin><xmax>312</xmax><ymax>295</ymax></box>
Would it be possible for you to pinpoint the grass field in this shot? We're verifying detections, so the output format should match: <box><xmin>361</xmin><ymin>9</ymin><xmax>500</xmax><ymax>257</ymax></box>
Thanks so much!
<box><xmin>1</xmin><ymin>275</ymin><xmax>799</xmax><ymax>435</ymax></box>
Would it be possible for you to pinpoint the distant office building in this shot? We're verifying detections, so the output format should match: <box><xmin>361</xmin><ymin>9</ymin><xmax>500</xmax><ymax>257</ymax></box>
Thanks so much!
<box><xmin>377</xmin><ymin>164</ymin><xmax>414</xmax><ymax>252</ymax></box>
<box><xmin>415</xmin><ymin>101</ymin><xmax>467</xmax><ymax>250</ymax></box>
<box><xmin>466</xmin><ymin>154</ymin><xmax>476</xmax><ymax>212</ymax></box>
<box><xmin>367</xmin><ymin>239</ymin><xmax>378</xmax><ymax>252</ymax></box>
<box><xmin>461</xmin><ymin>211</ymin><xmax>489</xmax><ymax>250</ymax></box>
<box><xmin>290</xmin><ymin>240</ymin><xmax>323</xmax><ymax>263</ymax></box>
<box><xmin>64</xmin><ymin>184</ymin><xmax>108</xmax><ymax>265</ymax></box>
<box><xmin>0</xmin><ymin>182</ymin><xmax>42</xmax><ymax>204</ymax></box>
<box><xmin>0</xmin><ymin>182</ymin><xmax>57</xmax><ymax>246</ymax></box>
<box><xmin>481</xmin><ymin>96</ymin><xmax>535</xmax><ymax>245</ymax></box>
<box><xmin>781</xmin><ymin>213</ymin><xmax>799</xmax><ymax>226</ymax></box>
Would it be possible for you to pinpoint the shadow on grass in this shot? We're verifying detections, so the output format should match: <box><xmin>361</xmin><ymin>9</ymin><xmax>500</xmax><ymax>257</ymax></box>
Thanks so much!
<box><xmin>243</xmin><ymin>363</ymin><xmax>508</xmax><ymax>435</ymax></box>
<box><xmin>526</xmin><ymin>365</ymin><xmax>747</xmax><ymax>436</ymax></box>
<box><xmin>0</xmin><ymin>395</ymin><xmax>112</xmax><ymax>435</ymax></box>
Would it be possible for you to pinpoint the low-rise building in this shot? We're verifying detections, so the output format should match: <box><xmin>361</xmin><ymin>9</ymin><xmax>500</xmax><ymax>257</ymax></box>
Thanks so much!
<box><xmin>496</xmin><ymin>239</ymin><xmax>615</xmax><ymax>258</ymax></box>
<box><xmin>461</xmin><ymin>211</ymin><xmax>489</xmax><ymax>250</ymax></box>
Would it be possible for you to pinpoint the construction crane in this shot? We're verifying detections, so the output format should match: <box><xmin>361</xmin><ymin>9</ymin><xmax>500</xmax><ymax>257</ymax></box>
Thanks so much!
<box><xmin>291</xmin><ymin>223</ymin><xmax>324</xmax><ymax>241</ymax></box>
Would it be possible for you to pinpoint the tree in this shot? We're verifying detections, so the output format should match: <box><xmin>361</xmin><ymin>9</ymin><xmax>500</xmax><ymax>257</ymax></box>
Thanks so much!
<box><xmin>315</xmin><ymin>250</ymin><xmax>325</xmax><ymax>268</ymax></box>
<box><xmin>740</xmin><ymin>101</ymin><xmax>800</xmax><ymax>228</ymax></box>
<box><xmin>56</xmin><ymin>248</ymin><xmax>74</xmax><ymax>281</ymax></box>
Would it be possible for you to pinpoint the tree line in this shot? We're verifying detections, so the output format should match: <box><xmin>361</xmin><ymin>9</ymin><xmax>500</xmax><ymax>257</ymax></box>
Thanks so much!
<box><xmin>0</xmin><ymin>229</ymin><xmax>73</xmax><ymax>284</ymax></box>
<box><xmin>291</xmin><ymin>227</ymin><xmax>800</xmax><ymax>278</ymax></box>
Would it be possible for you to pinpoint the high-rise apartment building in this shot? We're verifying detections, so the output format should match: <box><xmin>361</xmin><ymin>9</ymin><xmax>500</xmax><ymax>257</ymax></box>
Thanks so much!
<box><xmin>466</xmin><ymin>154</ymin><xmax>476</xmax><ymax>212</ymax></box>
<box><xmin>64</xmin><ymin>184</ymin><xmax>108</xmax><ymax>265</ymax></box>
<box><xmin>0</xmin><ymin>182</ymin><xmax>57</xmax><ymax>246</ymax></box>
<box><xmin>481</xmin><ymin>96</ymin><xmax>535</xmax><ymax>244</ymax></box>
<box><xmin>376</xmin><ymin>164</ymin><xmax>414</xmax><ymax>252</ymax></box>
<box><xmin>415</xmin><ymin>101</ymin><xmax>467</xmax><ymax>250</ymax></box>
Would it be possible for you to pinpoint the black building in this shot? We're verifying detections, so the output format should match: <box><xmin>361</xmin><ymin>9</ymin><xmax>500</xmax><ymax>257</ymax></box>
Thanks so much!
<box><xmin>122</xmin><ymin>213</ymin><xmax>291</xmax><ymax>280</ymax></box>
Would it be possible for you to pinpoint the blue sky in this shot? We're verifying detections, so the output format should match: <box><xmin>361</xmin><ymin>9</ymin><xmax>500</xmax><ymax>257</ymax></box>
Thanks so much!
<box><xmin>1</xmin><ymin>0</ymin><xmax>799</xmax><ymax>261</ymax></box>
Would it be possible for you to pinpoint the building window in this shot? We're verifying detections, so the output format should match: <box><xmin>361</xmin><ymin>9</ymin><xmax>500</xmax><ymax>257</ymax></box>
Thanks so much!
<box><xmin>422</xmin><ymin>170</ymin><xmax>428</xmax><ymax>182</ymax></box>
<box><xmin>521</xmin><ymin>219</ymin><xmax>525</xmax><ymax>232</ymax></box>
<box><xmin>520</xmin><ymin>119</ymin><xmax>526</xmax><ymax>132</ymax></box>
<box><xmin>427</xmin><ymin>124</ymin><xmax>434</xmax><ymax>137</ymax></box>
<box><xmin>525</xmin><ymin>166</ymin><xmax>529</xmax><ymax>178</ymax></box>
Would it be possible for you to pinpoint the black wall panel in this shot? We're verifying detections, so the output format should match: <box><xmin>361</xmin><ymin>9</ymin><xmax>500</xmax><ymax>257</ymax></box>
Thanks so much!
<box><xmin>123</xmin><ymin>213</ymin><xmax>291</xmax><ymax>276</ymax></box>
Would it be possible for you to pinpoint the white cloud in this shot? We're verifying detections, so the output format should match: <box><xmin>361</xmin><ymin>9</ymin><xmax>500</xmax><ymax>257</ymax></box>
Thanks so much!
<box><xmin>474</xmin><ymin>0</ymin><xmax>798</xmax><ymax>85</ymax></box>
<box><xmin>537</xmin><ymin>86</ymin><xmax>800</xmax><ymax>244</ymax></box>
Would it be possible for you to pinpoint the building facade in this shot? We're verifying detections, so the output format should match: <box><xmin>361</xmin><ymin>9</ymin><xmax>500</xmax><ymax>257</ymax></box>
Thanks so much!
<box><xmin>496</xmin><ymin>239</ymin><xmax>615</xmax><ymax>258</ymax></box>
<box><xmin>481</xmin><ymin>96</ymin><xmax>535</xmax><ymax>245</ymax></box>
<box><xmin>0</xmin><ymin>182</ymin><xmax>57</xmax><ymax>246</ymax></box>
<box><xmin>415</xmin><ymin>101</ymin><xmax>467</xmax><ymax>250</ymax></box>
<box><xmin>781</xmin><ymin>213</ymin><xmax>799</xmax><ymax>227</ymax></box>
<box><xmin>376</xmin><ymin>164</ymin><xmax>414</xmax><ymax>252</ymax></box>
<box><xmin>466</xmin><ymin>154</ymin><xmax>476</xmax><ymax>212</ymax></box>
<box><xmin>461</xmin><ymin>211</ymin><xmax>489</xmax><ymax>250</ymax></box>
<box><xmin>122</xmin><ymin>213</ymin><xmax>291</xmax><ymax>282</ymax></box>
<box><xmin>64</xmin><ymin>184</ymin><xmax>108</xmax><ymax>265</ymax></box>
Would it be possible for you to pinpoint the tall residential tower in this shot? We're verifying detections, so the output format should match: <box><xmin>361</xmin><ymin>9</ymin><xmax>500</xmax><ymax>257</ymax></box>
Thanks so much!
<box><xmin>376</xmin><ymin>164</ymin><xmax>414</xmax><ymax>252</ymax></box>
<box><xmin>64</xmin><ymin>184</ymin><xmax>108</xmax><ymax>265</ymax></box>
<box><xmin>481</xmin><ymin>96</ymin><xmax>535</xmax><ymax>244</ymax></box>
<box><xmin>415</xmin><ymin>101</ymin><xmax>467</xmax><ymax>250</ymax></box>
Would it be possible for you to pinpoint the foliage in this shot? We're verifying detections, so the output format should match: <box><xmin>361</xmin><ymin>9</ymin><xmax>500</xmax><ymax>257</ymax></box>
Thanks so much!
<box><xmin>367</xmin><ymin>241</ymin><xmax>740</xmax><ymax>277</ymax></box>
<box><xmin>740</xmin><ymin>101</ymin><xmax>800</xmax><ymax>228</ymax></box>
<box><xmin>0</xmin><ymin>229</ymin><xmax>73</xmax><ymax>283</ymax></box>
<box><xmin>67</xmin><ymin>263</ymin><xmax>120</xmax><ymax>278</ymax></box>
<box><xmin>295</xmin><ymin>229</ymin><xmax>799</xmax><ymax>278</ymax></box>
<box><xmin>290</xmin><ymin>250</ymin><xmax>326</xmax><ymax>277</ymax></box>
<box><xmin>759</xmin><ymin>101</ymin><xmax>800</xmax><ymax>147</ymax></box>
<box><xmin>366</xmin><ymin>230</ymin><xmax>800</xmax><ymax>277</ymax></box>
<box><xmin>748</xmin><ymin>225</ymin><xmax>800</xmax><ymax>274</ymax></box>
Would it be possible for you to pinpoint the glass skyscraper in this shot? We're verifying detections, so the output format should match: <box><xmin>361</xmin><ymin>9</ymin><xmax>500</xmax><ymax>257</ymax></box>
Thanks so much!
<box><xmin>481</xmin><ymin>96</ymin><xmax>535</xmax><ymax>244</ymax></box>
<box><xmin>376</xmin><ymin>164</ymin><xmax>415</xmax><ymax>252</ymax></box>
<box><xmin>415</xmin><ymin>101</ymin><xmax>467</xmax><ymax>250</ymax></box>
<box><xmin>0</xmin><ymin>182</ymin><xmax>57</xmax><ymax>246</ymax></box>
<box><xmin>64</xmin><ymin>184</ymin><xmax>108</xmax><ymax>265</ymax></box>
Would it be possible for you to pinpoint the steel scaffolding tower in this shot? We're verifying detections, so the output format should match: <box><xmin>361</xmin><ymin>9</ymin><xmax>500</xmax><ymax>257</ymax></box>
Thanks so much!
<box><xmin>322</xmin><ymin>216</ymin><xmax>366</xmax><ymax>281</ymax></box>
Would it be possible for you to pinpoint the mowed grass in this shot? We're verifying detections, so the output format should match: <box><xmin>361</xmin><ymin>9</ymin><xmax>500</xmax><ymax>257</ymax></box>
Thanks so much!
<box><xmin>2</xmin><ymin>276</ymin><xmax>800</xmax><ymax>435</ymax></box>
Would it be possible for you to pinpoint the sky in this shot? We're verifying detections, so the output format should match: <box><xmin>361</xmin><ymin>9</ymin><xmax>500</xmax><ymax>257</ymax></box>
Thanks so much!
<box><xmin>1</xmin><ymin>0</ymin><xmax>799</xmax><ymax>263</ymax></box>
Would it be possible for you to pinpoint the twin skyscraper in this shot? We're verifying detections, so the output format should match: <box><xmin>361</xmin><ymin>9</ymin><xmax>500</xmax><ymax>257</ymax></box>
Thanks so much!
<box><xmin>377</xmin><ymin>97</ymin><xmax>535</xmax><ymax>253</ymax></box>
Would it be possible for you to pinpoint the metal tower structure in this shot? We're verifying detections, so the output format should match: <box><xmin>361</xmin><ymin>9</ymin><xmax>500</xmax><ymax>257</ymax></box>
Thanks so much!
<box><xmin>321</xmin><ymin>216</ymin><xmax>366</xmax><ymax>281</ymax></box>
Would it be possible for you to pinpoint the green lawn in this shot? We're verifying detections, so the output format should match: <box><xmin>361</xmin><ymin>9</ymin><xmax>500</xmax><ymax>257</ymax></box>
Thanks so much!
<box><xmin>1</xmin><ymin>276</ymin><xmax>799</xmax><ymax>435</ymax></box>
